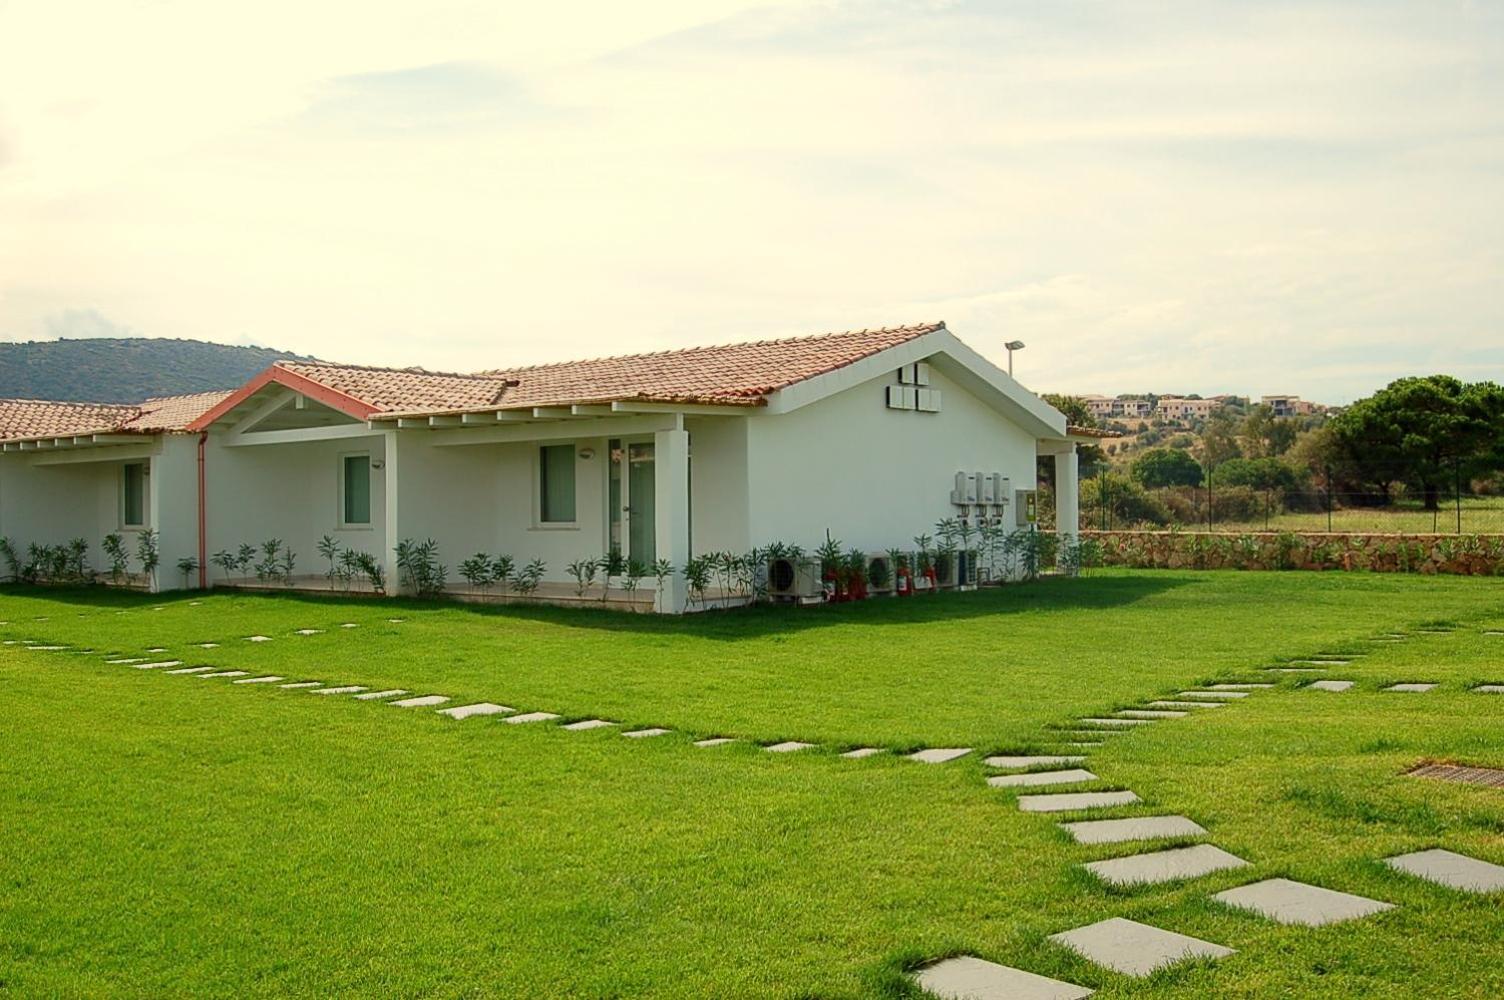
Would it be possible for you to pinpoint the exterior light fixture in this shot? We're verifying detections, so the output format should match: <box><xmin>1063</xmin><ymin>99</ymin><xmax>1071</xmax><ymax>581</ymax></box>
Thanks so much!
<box><xmin>1003</xmin><ymin>340</ymin><xmax>1026</xmax><ymax>377</ymax></box>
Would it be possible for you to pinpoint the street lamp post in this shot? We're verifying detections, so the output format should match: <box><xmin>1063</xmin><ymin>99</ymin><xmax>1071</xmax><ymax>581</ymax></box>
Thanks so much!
<box><xmin>1004</xmin><ymin>340</ymin><xmax>1025</xmax><ymax>377</ymax></box>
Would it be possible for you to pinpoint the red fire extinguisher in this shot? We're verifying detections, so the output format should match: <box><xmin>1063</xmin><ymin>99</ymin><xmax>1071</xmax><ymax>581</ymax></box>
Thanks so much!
<box><xmin>896</xmin><ymin>565</ymin><xmax>913</xmax><ymax>596</ymax></box>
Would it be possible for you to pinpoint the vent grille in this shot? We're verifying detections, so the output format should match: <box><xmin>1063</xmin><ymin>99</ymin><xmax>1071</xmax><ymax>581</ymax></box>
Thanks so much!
<box><xmin>1407</xmin><ymin>762</ymin><xmax>1504</xmax><ymax>789</ymax></box>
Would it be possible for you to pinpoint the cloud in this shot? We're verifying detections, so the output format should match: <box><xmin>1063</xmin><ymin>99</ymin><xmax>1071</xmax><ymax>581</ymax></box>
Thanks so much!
<box><xmin>40</xmin><ymin>308</ymin><xmax>138</xmax><ymax>341</ymax></box>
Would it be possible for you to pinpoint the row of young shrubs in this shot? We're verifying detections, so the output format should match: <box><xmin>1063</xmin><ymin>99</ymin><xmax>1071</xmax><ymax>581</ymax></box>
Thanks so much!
<box><xmin>0</xmin><ymin>532</ymin><xmax>185</xmax><ymax>588</ymax></box>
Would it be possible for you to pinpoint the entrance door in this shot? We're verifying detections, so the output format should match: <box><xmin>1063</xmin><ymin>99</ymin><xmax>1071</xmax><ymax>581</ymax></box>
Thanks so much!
<box><xmin>608</xmin><ymin>438</ymin><xmax>656</xmax><ymax>565</ymax></box>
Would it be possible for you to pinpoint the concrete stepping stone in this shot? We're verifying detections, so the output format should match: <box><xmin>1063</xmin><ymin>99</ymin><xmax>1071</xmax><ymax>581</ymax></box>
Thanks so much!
<box><xmin>390</xmin><ymin>694</ymin><xmax>450</xmax><ymax>708</ymax></box>
<box><xmin>198</xmin><ymin>643</ymin><xmax>219</xmax><ymax>649</ymax></box>
<box><xmin>1018</xmin><ymin>790</ymin><xmax>1140</xmax><ymax>813</ymax></box>
<box><xmin>245</xmin><ymin>636</ymin><xmax>272</xmax><ymax>642</ymax></box>
<box><xmin>1145</xmin><ymin>701</ymin><xmax>1223</xmax><ymax>710</ymax></box>
<box><xmin>1268</xmin><ymin>667</ymin><xmax>1324</xmax><ymax>673</ymax></box>
<box><xmin>1061</xmin><ymin>815</ymin><xmax>1207</xmax><ymax>845</ymax></box>
<box><xmin>1057</xmin><ymin>729</ymin><xmax>1124</xmax><ymax>739</ymax></box>
<box><xmin>909</xmin><ymin>747</ymin><xmax>972</xmax><ymax>764</ymax></box>
<box><xmin>841</xmin><ymin>747</ymin><xmax>885</xmax><ymax>758</ymax></box>
<box><xmin>1117</xmin><ymin>709</ymin><xmax>1187</xmax><ymax>719</ymax></box>
<box><xmin>504</xmin><ymin>711</ymin><xmax>560</xmax><ymax>723</ymax></box>
<box><xmin>1384</xmin><ymin>683</ymin><xmax>1437</xmax><ymax>692</ymax></box>
<box><xmin>1049</xmin><ymin>917</ymin><xmax>1233</xmax><ymax>977</ymax></box>
<box><xmin>1291</xmin><ymin>659</ymin><xmax>1349</xmax><ymax>666</ymax></box>
<box><xmin>985</xmin><ymin>755</ymin><xmax>1085</xmax><ymax>769</ymax></box>
<box><xmin>387</xmin><ymin>618</ymin><xmax>406</xmax><ymax>623</ymax></box>
<box><xmin>294</xmin><ymin>629</ymin><xmax>323</xmax><ymax>635</ymax></box>
<box><xmin>1213</xmin><ymin>877</ymin><xmax>1393</xmax><ymax>925</ymax></box>
<box><xmin>1078</xmin><ymin>718</ymin><xmax>1150</xmax><ymax>727</ymax></box>
<box><xmin>233</xmin><ymin>675</ymin><xmax>285</xmax><ymax>684</ymax></box>
<box><xmin>166</xmin><ymin>666</ymin><xmax>215</xmax><ymax>675</ymax></box>
<box><xmin>200</xmin><ymin>670</ymin><xmax>249</xmax><ymax>679</ymax></box>
<box><xmin>694</xmin><ymin>737</ymin><xmax>736</xmax><ymax>747</ymax></box>
<box><xmin>1065</xmin><ymin>742</ymin><xmax>1104</xmax><ymax>749</ymax></box>
<box><xmin>1484</xmin><ymin>630</ymin><xmax>1504</xmax><ymax>636</ymax></box>
<box><xmin>624</xmin><ymin>727</ymin><xmax>671</xmax><ymax>738</ymax></box>
<box><xmin>989</xmin><ymin>768</ymin><xmax>1098</xmax><ymax>789</ymax></box>
<box><xmin>280</xmin><ymin>681</ymin><xmax>323</xmax><ymax>689</ymax></box>
<box><xmin>766</xmin><ymin>740</ymin><xmax>815</xmax><ymax>752</ymax></box>
<box><xmin>1177</xmin><ymin>690</ymin><xmax>1246</xmax><ymax>699</ymax></box>
<box><xmin>914</xmin><ymin>955</ymin><xmax>1093</xmax><ymax>1000</ymax></box>
<box><xmin>1307</xmin><ymin>679</ymin><xmax>1354</xmax><ymax>692</ymax></box>
<box><xmin>1384</xmin><ymin>848</ymin><xmax>1504</xmax><ymax>893</ymax></box>
<box><xmin>1208</xmin><ymin>683</ymin><xmax>1274</xmax><ymax>690</ymax></box>
<box><xmin>28</xmin><ymin>645</ymin><xmax>67</xmax><ymax>651</ymax></box>
<box><xmin>106</xmin><ymin>657</ymin><xmax>146</xmax><ymax>664</ymax></box>
<box><xmin>137</xmin><ymin>660</ymin><xmax>183</xmax><ymax>669</ymax></box>
<box><xmin>562</xmin><ymin>719</ymin><xmax>617</xmax><ymax>731</ymax></box>
<box><xmin>340</xmin><ymin>623</ymin><xmax>359</xmax><ymax>629</ymax></box>
<box><xmin>354</xmin><ymin>689</ymin><xmax>408</xmax><ymax>700</ymax></box>
<box><xmin>312</xmin><ymin>685</ymin><xmax>366</xmax><ymax>695</ymax></box>
<box><xmin>145</xmin><ymin>647</ymin><xmax>169</xmax><ymax>653</ymax></box>
<box><xmin>1084</xmin><ymin>843</ymin><xmax>1248</xmax><ymax>886</ymax></box>
<box><xmin>1471</xmin><ymin>685</ymin><xmax>1504</xmax><ymax>693</ymax></box>
<box><xmin>439</xmin><ymin>702</ymin><xmax>513</xmax><ymax>720</ymax></box>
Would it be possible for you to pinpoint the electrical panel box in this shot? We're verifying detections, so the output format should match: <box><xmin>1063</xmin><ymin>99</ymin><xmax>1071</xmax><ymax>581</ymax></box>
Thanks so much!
<box><xmin>977</xmin><ymin>471</ymin><xmax>995</xmax><ymax>505</ymax></box>
<box><xmin>897</xmin><ymin>362</ymin><xmax>931</xmax><ymax>386</ymax></box>
<box><xmin>885</xmin><ymin>385</ymin><xmax>917</xmax><ymax>410</ymax></box>
<box><xmin>992</xmin><ymin>475</ymin><xmax>1011</xmax><ymax>510</ymax></box>
<box><xmin>951</xmin><ymin>471</ymin><xmax>978</xmax><ymax>505</ymax></box>
<box><xmin>1015</xmin><ymin>489</ymin><xmax>1038</xmax><ymax>526</ymax></box>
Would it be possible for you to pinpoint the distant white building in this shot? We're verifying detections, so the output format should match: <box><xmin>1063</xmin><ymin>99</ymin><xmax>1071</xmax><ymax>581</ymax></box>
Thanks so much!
<box><xmin>1156</xmin><ymin>397</ymin><xmax>1222</xmax><ymax>421</ymax></box>
<box><xmin>1261</xmin><ymin>394</ymin><xmax>1320</xmax><ymax>417</ymax></box>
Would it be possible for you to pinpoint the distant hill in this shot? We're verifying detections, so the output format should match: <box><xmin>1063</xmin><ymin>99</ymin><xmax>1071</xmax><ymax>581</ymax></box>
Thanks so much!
<box><xmin>0</xmin><ymin>338</ymin><xmax>319</xmax><ymax>403</ymax></box>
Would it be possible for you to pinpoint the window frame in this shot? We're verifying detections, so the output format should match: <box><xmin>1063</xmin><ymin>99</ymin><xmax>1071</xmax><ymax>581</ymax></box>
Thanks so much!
<box><xmin>536</xmin><ymin>443</ymin><xmax>578</xmax><ymax>527</ymax></box>
<box><xmin>338</xmin><ymin>451</ymin><xmax>373</xmax><ymax>529</ymax></box>
<box><xmin>121</xmin><ymin>461</ymin><xmax>148</xmax><ymax>529</ymax></box>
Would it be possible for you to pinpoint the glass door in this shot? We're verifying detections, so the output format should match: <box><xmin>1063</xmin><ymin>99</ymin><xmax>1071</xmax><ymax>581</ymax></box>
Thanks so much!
<box><xmin>608</xmin><ymin>438</ymin><xmax>656</xmax><ymax>565</ymax></box>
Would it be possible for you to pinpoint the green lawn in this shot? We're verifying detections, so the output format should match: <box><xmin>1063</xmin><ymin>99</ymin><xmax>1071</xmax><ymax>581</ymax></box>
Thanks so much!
<box><xmin>2</xmin><ymin>572</ymin><xmax>1502</xmax><ymax>997</ymax></box>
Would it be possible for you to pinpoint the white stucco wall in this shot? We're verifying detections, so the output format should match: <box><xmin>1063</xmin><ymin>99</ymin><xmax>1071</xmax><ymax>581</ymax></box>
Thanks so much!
<box><xmin>202</xmin><ymin>432</ymin><xmax>388</xmax><ymax>585</ymax></box>
<box><xmin>743</xmin><ymin>366</ymin><xmax>1039</xmax><ymax>551</ymax></box>
<box><xmin>686</xmin><ymin>416</ymin><xmax>749</xmax><ymax>556</ymax></box>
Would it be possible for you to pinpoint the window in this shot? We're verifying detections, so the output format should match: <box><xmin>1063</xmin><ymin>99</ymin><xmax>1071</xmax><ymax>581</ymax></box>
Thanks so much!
<box><xmin>122</xmin><ymin>462</ymin><xmax>146</xmax><ymax>527</ymax></box>
<box><xmin>342</xmin><ymin>454</ymin><xmax>371</xmax><ymax>526</ymax></box>
<box><xmin>539</xmin><ymin>444</ymin><xmax>576</xmax><ymax>523</ymax></box>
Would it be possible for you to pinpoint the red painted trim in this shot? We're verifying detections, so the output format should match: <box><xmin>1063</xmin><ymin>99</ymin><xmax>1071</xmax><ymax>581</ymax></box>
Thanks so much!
<box><xmin>197</xmin><ymin>433</ymin><xmax>208</xmax><ymax>589</ymax></box>
<box><xmin>186</xmin><ymin>364</ymin><xmax>382</xmax><ymax>431</ymax></box>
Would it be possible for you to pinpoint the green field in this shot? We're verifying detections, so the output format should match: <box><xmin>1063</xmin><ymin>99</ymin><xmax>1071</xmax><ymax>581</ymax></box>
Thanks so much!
<box><xmin>3</xmin><ymin>573</ymin><xmax>1502</xmax><ymax>997</ymax></box>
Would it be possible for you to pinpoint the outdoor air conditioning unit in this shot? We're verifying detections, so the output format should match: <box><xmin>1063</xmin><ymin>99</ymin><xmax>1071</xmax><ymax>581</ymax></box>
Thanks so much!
<box><xmin>768</xmin><ymin>555</ymin><xmax>822</xmax><ymax>604</ymax></box>
<box><xmin>865</xmin><ymin>552</ymin><xmax>894</xmax><ymax>594</ymax></box>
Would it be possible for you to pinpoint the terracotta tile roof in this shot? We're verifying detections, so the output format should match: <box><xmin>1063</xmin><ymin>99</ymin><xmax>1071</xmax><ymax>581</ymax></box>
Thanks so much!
<box><xmin>306</xmin><ymin>322</ymin><xmax>941</xmax><ymax>418</ymax></box>
<box><xmin>0</xmin><ymin>399</ymin><xmax>139</xmax><ymax>440</ymax></box>
<box><xmin>0</xmin><ymin>391</ymin><xmax>233</xmax><ymax>442</ymax></box>
<box><xmin>272</xmin><ymin>362</ymin><xmax>512</xmax><ymax>414</ymax></box>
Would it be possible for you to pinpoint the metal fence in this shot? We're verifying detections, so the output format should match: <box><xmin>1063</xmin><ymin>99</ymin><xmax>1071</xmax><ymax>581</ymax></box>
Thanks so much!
<box><xmin>1080</xmin><ymin>479</ymin><xmax>1504</xmax><ymax>535</ymax></box>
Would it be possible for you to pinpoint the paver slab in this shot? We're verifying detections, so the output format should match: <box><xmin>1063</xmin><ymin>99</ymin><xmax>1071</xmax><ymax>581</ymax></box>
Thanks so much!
<box><xmin>841</xmin><ymin>747</ymin><xmax>885</xmax><ymax>758</ymax></box>
<box><xmin>1049</xmin><ymin>917</ymin><xmax>1233</xmax><ymax>977</ymax></box>
<box><xmin>766</xmin><ymin>740</ymin><xmax>815</xmax><ymax>752</ymax></box>
<box><xmin>1018</xmin><ymin>790</ymin><xmax>1140</xmax><ymax>813</ymax></box>
<box><xmin>439</xmin><ymin>702</ymin><xmax>513</xmax><ymax>720</ymax></box>
<box><xmin>1268</xmin><ymin>667</ymin><xmax>1323</xmax><ymax>673</ymax></box>
<box><xmin>1078</xmin><ymin>718</ymin><xmax>1150</xmax><ymax>727</ymax></box>
<box><xmin>1117</xmin><ymin>709</ymin><xmax>1187</xmax><ymax>719</ymax></box>
<box><xmin>27</xmin><ymin>645</ymin><xmax>66</xmax><ymax>651</ymax></box>
<box><xmin>985</xmin><ymin>755</ymin><xmax>1085</xmax><ymax>769</ymax></box>
<box><xmin>1384</xmin><ymin>848</ymin><xmax>1504</xmax><ymax>893</ymax></box>
<box><xmin>1213</xmin><ymin>877</ymin><xmax>1393</xmax><ymax>925</ymax></box>
<box><xmin>914</xmin><ymin>955</ymin><xmax>1093</xmax><ymax>1000</ymax></box>
<box><xmin>989</xmin><ymin>768</ymin><xmax>1098</xmax><ymax>789</ymax></box>
<box><xmin>1208</xmin><ymin>683</ymin><xmax>1274</xmax><ymax>690</ymax></box>
<box><xmin>1291</xmin><ymin>659</ymin><xmax>1349</xmax><ymax>665</ymax></box>
<box><xmin>909</xmin><ymin>747</ymin><xmax>973</xmax><ymax>764</ymax></box>
<box><xmin>294</xmin><ymin>629</ymin><xmax>323</xmax><ymax>635</ymax></box>
<box><xmin>1384</xmin><ymin>683</ymin><xmax>1436</xmax><ymax>692</ymax></box>
<box><xmin>624</xmin><ymin>727</ymin><xmax>671</xmax><ymax>738</ymax></box>
<box><xmin>390</xmin><ymin>695</ymin><xmax>451</xmax><ymax>708</ymax></box>
<box><xmin>340</xmin><ymin>623</ymin><xmax>359</xmax><ymax>628</ymax></box>
<box><xmin>199</xmin><ymin>643</ymin><xmax>219</xmax><ymax>648</ymax></box>
<box><xmin>562</xmin><ymin>719</ymin><xmax>617</xmax><ymax>731</ymax></box>
<box><xmin>141</xmin><ymin>659</ymin><xmax>184</xmax><ymax>669</ymax></box>
<box><xmin>354</xmin><ymin>689</ymin><xmax>408</xmax><ymax>700</ymax></box>
<box><xmin>312</xmin><ymin>685</ymin><xmax>366</xmax><ymax>695</ymax></box>
<box><xmin>165</xmin><ymin>666</ymin><xmax>215</xmax><ymax>675</ymax></box>
<box><xmin>504</xmin><ymin>711</ymin><xmax>560</xmax><ymax>723</ymax></box>
<box><xmin>1472</xmin><ymin>685</ymin><xmax>1504</xmax><ymax>693</ymax></box>
<box><xmin>245</xmin><ymin>636</ymin><xmax>272</xmax><ymax>642</ymax></box>
<box><xmin>106</xmin><ymin>657</ymin><xmax>146</xmax><ymax>664</ymax></box>
<box><xmin>280</xmin><ymin>681</ymin><xmax>323</xmax><ymax>689</ymax></box>
<box><xmin>1061</xmin><ymin>815</ymin><xmax>1207</xmax><ymax>845</ymax></box>
<box><xmin>145</xmin><ymin>647</ymin><xmax>168</xmax><ymax>653</ymax></box>
<box><xmin>694</xmin><ymin>737</ymin><xmax>735</xmax><ymax>747</ymax></box>
<box><xmin>1307</xmin><ymin>679</ymin><xmax>1354</xmax><ymax>692</ymax></box>
<box><xmin>1177</xmin><ymin>690</ymin><xmax>1247</xmax><ymax>699</ymax></box>
<box><xmin>233</xmin><ymin>675</ymin><xmax>284</xmax><ymax>684</ymax></box>
<box><xmin>1084</xmin><ymin>843</ymin><xmax>1247</xmax><ymax>886</ymax></box>
<box><xmin>1145</xmin><ymin>701</ymin><xmax>1222</xmax><ymax>710</ymax></box>
<box><xmin>200</xmin><ymin>670</ymin><xmax>249</xmax><ymax>679</ymax></box>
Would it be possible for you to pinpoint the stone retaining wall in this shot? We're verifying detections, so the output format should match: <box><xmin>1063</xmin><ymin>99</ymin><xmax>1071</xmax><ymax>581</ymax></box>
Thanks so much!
<box><xmin>1081</xmin><ymin>530</ymin><xmax>1504</xmax><ymax>575</ymax></box>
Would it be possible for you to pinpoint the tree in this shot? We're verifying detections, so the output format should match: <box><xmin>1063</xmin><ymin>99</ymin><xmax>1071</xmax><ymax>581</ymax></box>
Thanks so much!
<box><xmin>1240</xmin><ymin>405</ymin><xmax>1298</xmax><ymax>458</ymax></box>
<box><xmin>1329</xmin><ymin>376</ymin><xmax>1504</xmax><ymax>509</ymax></box>
<box><xmin>1197</xmin><ymin>409</ymin><xmax>1243</xmax><ymax>467</ymax></box>
<box><xmin>1038</xmin><ymin>394</ymin><xmax>1107</xmax><ymax>486</ymax></box>
<box><xmin>1211</xmin><ymin>456</ymin><xmax>1303</xmax><ymax>492</ymax></box>
<box><xmin>1131</xmin><ymin>447</ymin><xmax>1204</xmax><ymax>489</ymax></box>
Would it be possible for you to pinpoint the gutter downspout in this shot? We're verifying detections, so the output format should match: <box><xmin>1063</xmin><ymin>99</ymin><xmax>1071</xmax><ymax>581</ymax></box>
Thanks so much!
<box><xmin>197</xmin><ymin>432</ymin><xmax>208</xmax><ymax>589</ymax></box>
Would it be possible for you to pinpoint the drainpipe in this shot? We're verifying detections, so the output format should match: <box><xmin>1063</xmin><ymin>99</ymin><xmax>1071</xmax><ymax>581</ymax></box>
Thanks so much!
<box><xmin>197</xmin><ymin>432</ymin><xmax>208</xmax><ymax>589</ymax></box>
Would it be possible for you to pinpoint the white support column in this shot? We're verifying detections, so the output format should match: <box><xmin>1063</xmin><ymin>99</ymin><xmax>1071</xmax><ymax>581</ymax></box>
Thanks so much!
<box><xmin>382</xmin><ymin>429</ymin><xmax>401</xmax><ymax>596</ymax></box>
<box><xmin>654</xmin><ymin>418</ymin><xmax>690</xmax><ymax>613</ymax></box>
<box><xmin>1054</xmin><ymin>444</ymin><xmax>1079</xmax><ymax>564</ymax></box>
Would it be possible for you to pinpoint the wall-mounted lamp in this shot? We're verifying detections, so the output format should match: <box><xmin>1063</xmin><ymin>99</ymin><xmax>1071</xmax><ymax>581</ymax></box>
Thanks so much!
<box><xmin>371</xmin><ymin>459</ymin><xmax>385</xmax><ymax>470</ymax></box>
<box><xmin>578</xmin><ymin>447</ymin><xmax>596</xmax><ymax>460</ymax></box>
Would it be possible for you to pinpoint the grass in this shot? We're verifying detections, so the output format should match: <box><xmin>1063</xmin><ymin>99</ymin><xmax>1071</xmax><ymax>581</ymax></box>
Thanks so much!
<box><xmin>2</xmin><ymin>572</ymin><xmax>1503</xmax><ymax>997</ymax></box>
<box><xmin>1124</xmin><ymin>494</ymin><xmax>1504</xmax><ymax>535</ymax></box>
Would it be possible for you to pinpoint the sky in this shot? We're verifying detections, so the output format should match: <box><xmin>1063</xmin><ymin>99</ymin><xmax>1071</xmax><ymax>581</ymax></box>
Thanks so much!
<box><xmin>1</xmin><ymin>0</ymin><xmax>1500</xmax><ymax>404</ymax></box>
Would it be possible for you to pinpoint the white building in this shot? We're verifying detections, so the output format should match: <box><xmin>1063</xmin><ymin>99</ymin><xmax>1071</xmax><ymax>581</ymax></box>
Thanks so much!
<box><xmin>0</xmin><ymin>323</ymin><xmax>1087</xmax><ymax>611</ymax></box>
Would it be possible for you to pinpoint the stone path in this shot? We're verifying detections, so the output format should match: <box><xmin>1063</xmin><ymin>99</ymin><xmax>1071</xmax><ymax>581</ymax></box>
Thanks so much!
<box><xmin>1384</xmin><ymin>848</ymin><xmax>1504</xmax><ymax>893</ymax></box>
<box><xmin>1049</xmin><ymin>917</ymin><xmax>1233</xmax><ymax>977</ymax></box>
<box><xmin>914</xmin><ymin>956</ymin><xmax>1092</xmax><ymax>1000</ymax></box>
<box><xmin>1307</xmin><ymin>679</ymin><xmax>1355</xmax><ymax>692</ymax></box>
<box><xmin>987</xmin><ymin>768</ymin><xmax>1098</xmax><ymax>789</ymax></box>
<box><xmin>1083</xmin><ymin>843</ymin><xmax>1248</xmax><ymax>887</ymax></box>
<box><xmin>1212</xmin><ymin>878</ymin><xmax>1392</xmax><ymax>925</ymax></box>
<box><xmin>1060</xmin><ymin>815</ymin><xmax>1206</xmax><ymax>845</ymax></box>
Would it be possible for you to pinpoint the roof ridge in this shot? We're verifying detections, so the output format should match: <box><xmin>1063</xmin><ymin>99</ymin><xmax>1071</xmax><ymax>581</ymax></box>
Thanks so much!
<box><xmin>139</xmin><ymin>389</ymin><xmax>237</xmax><ymax>404</ymax></box>
<box><xmin>277</xmin><ymin>359</ymin><xmax>510</xmax><ymax>383</ymax></box>
<box><xmin>0</xmin><ymin>397</ymin><xmax>138</xmax><ymax>408</ymax></box>
<box><xmin>475</xmin><ymin>321</ymin><xmax>944</xmax><ymax>376</ymax></box>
